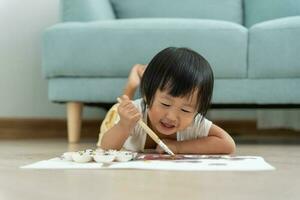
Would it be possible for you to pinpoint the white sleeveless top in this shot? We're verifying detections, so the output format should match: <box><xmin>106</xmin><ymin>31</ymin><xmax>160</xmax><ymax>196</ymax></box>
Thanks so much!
<box><xmin>120</xmin><ymin>99</ymin><xmax>212</xmax><ymax>152</ymax></box>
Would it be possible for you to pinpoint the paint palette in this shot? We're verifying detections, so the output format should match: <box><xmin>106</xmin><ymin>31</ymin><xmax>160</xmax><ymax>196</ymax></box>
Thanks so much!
<box><xmin>72</xmin><ymin>151</ymin><xmax>93</xmax><ymax>163</ymax></box>
<box><xmin>61</xmin><ymin>149</ymin><xmax>136</xmax><ymax>163</ymax></box>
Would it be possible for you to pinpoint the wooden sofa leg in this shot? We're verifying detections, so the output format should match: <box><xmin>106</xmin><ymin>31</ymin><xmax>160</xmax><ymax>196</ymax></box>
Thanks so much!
<box><xmin>67</xmin><ymin>102</ymin><xmax>83</xmax><ymax>143</ymax></box>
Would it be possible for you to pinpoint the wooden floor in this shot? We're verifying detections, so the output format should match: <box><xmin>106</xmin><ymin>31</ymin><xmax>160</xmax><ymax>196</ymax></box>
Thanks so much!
<box><xmin>1</xmin><ymin>118</ymin><xmax>300</xmax><ymax>143</ymax></box>
<box><xmin>0</xmin><ymin>138</ymin><xmax>300</xmax><ymax>200</ymax></box>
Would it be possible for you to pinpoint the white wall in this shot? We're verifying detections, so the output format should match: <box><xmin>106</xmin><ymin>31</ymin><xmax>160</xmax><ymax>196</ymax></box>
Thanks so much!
<box><xmin>0</xmin><ymin>0</ymin><xmax>104</xmax><ymax>119</ymax></box>
<box><xmin>0</xmin><ymin>0</ymin><xmax>256</xmax><ymax>120</ymax></box>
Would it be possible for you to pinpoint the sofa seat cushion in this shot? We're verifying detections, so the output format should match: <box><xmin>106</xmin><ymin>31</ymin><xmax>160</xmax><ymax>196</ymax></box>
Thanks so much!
<box><xmin>248</xmin><ymin>16</ymin><xmax>300</xmax><ymax>78</ymax></box>
<box><xmin>110</xmin><ymin>0</ymin><xmax>243</xmax><ymax>24</ymax></box>
<box><xmin>213</xmin><ymin>78</ymin><xmax>300</xmax><ymax>104</ymax></box>
<box><xmin>43</xmin><ymin>18</ymin><xmax>247</xmax><ymax>79</ymax></box>
<box><xmin>48</xmin><ymin>77</ymin><xmax>300</xmax><ymax>104</ymax></box>
<box><xmin>48</xmin><ymin>77</ymin><xmax>127</xmax><ymax>102</ymax></box>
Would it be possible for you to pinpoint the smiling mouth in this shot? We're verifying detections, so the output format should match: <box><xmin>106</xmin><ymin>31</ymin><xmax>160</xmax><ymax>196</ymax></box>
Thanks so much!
<box><xmin>160</xmin><ymin>121</ymin><xmax>176</xmax><ymax>129</ymax></box>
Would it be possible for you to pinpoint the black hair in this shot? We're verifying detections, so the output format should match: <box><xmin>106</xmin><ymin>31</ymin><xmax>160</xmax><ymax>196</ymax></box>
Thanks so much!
<box><xmin>140</xmin><ymin>47</ymin><xmax>214</xmax><ymax>118</ymax></box>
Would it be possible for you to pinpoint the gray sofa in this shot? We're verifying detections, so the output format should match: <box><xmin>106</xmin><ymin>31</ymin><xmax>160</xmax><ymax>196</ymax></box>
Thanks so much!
<box><xmin>42</xmin><ymin>0</ymin><xmax>300</xmax><ymax>142</ymax></box>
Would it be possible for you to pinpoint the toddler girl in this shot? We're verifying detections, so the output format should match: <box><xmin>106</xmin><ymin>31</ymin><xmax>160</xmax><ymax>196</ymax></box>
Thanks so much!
<box><xmin>98</xmin><ymin>47</ymin><xmax>235</xmax><ymax>154</ymax></box>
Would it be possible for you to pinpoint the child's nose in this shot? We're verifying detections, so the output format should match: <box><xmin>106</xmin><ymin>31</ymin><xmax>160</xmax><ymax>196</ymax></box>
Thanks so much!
<box><xmin>165</xmin><ymin>109</ymin><xmax>178</xmax><ymax>122</ymax></box>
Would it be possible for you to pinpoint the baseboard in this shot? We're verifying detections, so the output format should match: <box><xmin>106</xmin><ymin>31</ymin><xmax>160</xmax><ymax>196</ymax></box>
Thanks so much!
<box><xmin>0</xmin><ymin>118</ymin><xmax>101</xmax><ymax>139</ymax></box>
<box><xmin>0</xmin><ymin>118</ymin><xmax>299</xmax><ymax>140</ymax></box>
<box><xmin>214</xmin><ymin>120</ymin><xmax>300</xmax><ymax>144</ymax></box>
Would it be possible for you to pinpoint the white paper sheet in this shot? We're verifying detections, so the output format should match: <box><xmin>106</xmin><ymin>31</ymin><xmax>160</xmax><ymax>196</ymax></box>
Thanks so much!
<box><xmin>21</xmin><ymin>155</ymin><xmax>275</xmax><ymax>171</ymax></box>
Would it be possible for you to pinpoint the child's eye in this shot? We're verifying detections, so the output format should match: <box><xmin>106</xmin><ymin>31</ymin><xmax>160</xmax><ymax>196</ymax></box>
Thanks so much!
<box><xmin>181</xmin><ymin>109</ymin><xmax>192</xmax><ymax>113</ymax></box>
<box><xmin>161</xmin><ymin>103</ymin><xmax>171</xmax><ymax>107</ymax></box>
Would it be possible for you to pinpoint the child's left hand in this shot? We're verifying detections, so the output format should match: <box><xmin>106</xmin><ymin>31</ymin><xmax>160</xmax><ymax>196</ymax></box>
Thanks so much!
<box><xmin>155</xmin><ymin>139</ymin><xmax>179</xmax><ymax>154</ymax></box>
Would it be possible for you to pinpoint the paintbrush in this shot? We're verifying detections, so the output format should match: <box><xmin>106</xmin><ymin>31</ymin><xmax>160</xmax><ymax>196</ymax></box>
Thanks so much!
<box><xmin>117</xmin><ymin>97</ymin><xmax>175</xmax><ymax>156</ymax></box>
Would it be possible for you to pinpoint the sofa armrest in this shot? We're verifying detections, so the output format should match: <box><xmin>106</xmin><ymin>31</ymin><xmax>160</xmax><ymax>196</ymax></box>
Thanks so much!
<box><xmin>60</xmin><ymin>0</ymin><xmax>116</xmax><ymax>22</ymax></box>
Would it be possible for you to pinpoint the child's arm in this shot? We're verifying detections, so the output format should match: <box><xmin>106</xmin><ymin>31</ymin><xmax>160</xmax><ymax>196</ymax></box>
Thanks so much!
<box><xmin>123</xmin><ymin>64</ymin><xmax>146</xmax><ymax>99</ymax></box>
<box><xmin>100</xmin><ymin>95</ymin><xmax>141</xmax><ymax>150</ymax></box>
<box><xmin>157</xmin><ymin>124</ymin><xmax>236</xmax><ymax>154</ymax></box>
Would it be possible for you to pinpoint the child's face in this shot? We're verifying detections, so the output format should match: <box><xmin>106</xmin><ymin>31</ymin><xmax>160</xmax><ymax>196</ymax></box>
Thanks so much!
<box><xmin>147</xmin><ymin>89</ymin><xmax>198</xmax><ymax>136</ymax></box>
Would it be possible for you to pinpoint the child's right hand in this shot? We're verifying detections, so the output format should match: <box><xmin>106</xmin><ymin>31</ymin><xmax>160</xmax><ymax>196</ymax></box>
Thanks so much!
<box><xmin>117</xmin><ymin>95</ymin><xmax>141</xmax><ymax>133</ymax></box>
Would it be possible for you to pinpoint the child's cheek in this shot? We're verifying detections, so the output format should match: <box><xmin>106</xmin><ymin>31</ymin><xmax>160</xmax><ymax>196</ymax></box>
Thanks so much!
<box><xmin>147</xmin><ymin>106</ymin><xmax>164</xmax><ymax>130</ymax></box>
<box><xmin>179</xmin><ymin>116</ymin><xmax>195</xmax><ymax>131</ymax></box>
<box><xmin>148</xmin><ymin>106</ymin><xmax>161</xmax><ymax>119</ymax></box>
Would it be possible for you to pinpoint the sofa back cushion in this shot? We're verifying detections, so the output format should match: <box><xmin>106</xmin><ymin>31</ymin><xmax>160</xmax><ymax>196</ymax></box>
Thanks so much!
<box><xmin>244</xmin><ymin>0</ymin><xmax>300</xmax><ymax>27</ymax></box>
<box><xmin>110</xmin><ymin>0</ymin><xmax>243</xmax><ymax>24</ymax></box>
<box><xmin>60</xmin><ymin>0</ymin><xmax>115</xmax><ymax>21</ymax></box>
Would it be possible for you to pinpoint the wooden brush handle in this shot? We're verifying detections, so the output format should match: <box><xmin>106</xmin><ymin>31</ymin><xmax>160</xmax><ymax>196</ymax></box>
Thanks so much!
<box><xmin>137</xmin><ymin>120</ymin><xmax>160</xmax><ymax>143</ymax></box>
